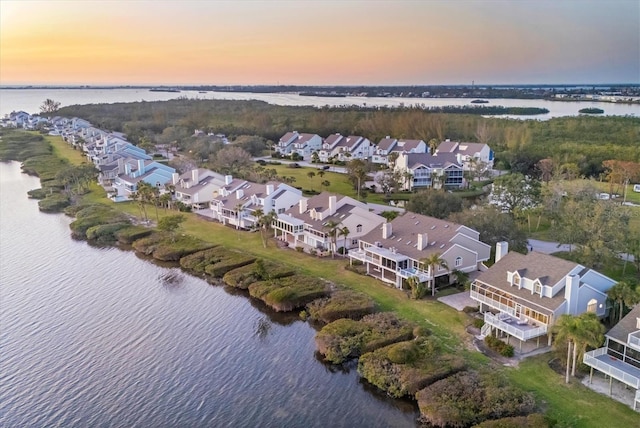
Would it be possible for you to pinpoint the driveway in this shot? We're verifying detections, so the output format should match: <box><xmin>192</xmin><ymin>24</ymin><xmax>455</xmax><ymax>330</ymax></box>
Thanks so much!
<box><xmin>527</xmin><ymin>239</ymin><xmax>571</xmax><ymax>254</ymax></box>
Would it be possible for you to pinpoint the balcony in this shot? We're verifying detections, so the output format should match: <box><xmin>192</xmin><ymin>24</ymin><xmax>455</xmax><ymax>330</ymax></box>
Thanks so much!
<box><xmin>628</xmin><ymin>331</ymin><xmax>640</xmax><ymax>352</ymax></box>
<box><xmin>584</xmin><ymin>347</ymin><xmax>640</xmax><ymax>390</ymax></box>
<box><xmin>484</xmin><ymin>312</ymin><xmax>548</xmax><ymax>341</ymax></box>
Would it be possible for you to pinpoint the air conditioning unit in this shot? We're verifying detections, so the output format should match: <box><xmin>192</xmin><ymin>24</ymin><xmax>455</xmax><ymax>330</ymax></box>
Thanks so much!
<box><xmin>375</xmin><ymin>241</ymin><xmax>382</xmax><ymax>247</ymax></box>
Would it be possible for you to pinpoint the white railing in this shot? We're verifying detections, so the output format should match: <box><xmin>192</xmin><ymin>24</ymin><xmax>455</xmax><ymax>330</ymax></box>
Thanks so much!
<box><xmin>348</xmin><ymin>250</ymin><xmax>377</xmax><ymax>264</ymax></box>
<box><xmin>484</xmin><ymin>312</ymin><xmax>547</xmax><ymax>341</ymax></box>
<box><xmin>397</xmin><ymin>268</ymin><xmax>430</xmax><ymax>282</ymax></box>
<box><xmin>584</xmin><ymin>348</ymin><xmax>640</xmax><ymax>389</ymax></box>
<box><xmin>480</xmin><ymin>323</ymin><xmax>492</xmax><ymax>338</ymax></box>
<box><xmin>470</xmin><ymin>291</ymin><xmax>516</xmax><ymax>316</ymax></box>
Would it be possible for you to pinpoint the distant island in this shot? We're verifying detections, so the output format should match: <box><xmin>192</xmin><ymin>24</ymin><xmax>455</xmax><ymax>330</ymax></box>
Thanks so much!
<box><xmin>150</xmin><ymin>88</ymin><xmax>181</xmax><ymax>93</ymax></box>
<box><xmin>470</xmin><ymin>99</ymin><xmax>489</xmax><ymax>104</ymax></box>
<box><xmin>578</xmin><ymin>107</ymin><xmax>604</xmax><ymax>114</ymax></box>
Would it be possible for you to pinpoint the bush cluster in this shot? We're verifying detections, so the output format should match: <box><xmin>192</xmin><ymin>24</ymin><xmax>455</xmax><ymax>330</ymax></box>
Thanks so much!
<box><xmin>248</xmin><ymin>274</ymin><xmax>329</xmax><ymax>312</ymax></box>
<box><xmin>133</xmin><ymin>232</ymin><xmax>213</xmax><ymax>261</ymax></box>
<box><xmin>306</xmin><ymin>290</ymin><xmax>375</xmax><ymax>323</ymax></box>
<box><xmin>485</xmin><ymin>335</ymin><xmax>515</xmax><ymax>358</ymax></box>
<box><xmin>416</xmin><ymin>370</ymin><xmax>535</xmax><ymax>428</ymax></box>
<box><xmin>315</xmin><ymin>312</ymin><xmax>415</xmax><ymax>364</ymax></box>
<box><xmin>357</xmin><ymin>336</ymin><xmax>465</xmax><ymax>398</ymax></box>
<box><xmin>223</xmin><ymin>259</ymin><xmax>294</xmax><ymax>289</ymax></box>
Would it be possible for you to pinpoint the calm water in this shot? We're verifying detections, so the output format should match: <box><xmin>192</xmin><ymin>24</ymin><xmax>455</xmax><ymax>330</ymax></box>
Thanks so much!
<box><xmin>0</xmin><ymin>161</ymin><xmax>418</xmax><ymax>427</ymax></box>
<box><xmin>1</xmin><ymin>88</ymin><xmax>638</xmax><ymax>120</ymax></box>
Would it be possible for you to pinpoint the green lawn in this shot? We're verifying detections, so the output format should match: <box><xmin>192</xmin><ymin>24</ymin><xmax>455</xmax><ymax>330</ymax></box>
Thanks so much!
<box><xmin>507</xmin><ymin>355</ymin><xmax>640</xmax><ymax>428</ymax></box>
<box><xmin>52</xmin><ymin>137</ymin><xmax>639</xmax><ymax>425</ymax></box>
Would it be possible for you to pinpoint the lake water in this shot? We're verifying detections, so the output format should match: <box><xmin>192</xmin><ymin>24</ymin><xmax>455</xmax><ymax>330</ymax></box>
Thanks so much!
<box><xmin>0</xmin><ymin>161</ymin><xmax>418</xmax><ymax>427</ymax></box>
<box><xmin>1</xmin><ymin>88</ymin><xmax>638</xmax><ymax>120</ymax></box>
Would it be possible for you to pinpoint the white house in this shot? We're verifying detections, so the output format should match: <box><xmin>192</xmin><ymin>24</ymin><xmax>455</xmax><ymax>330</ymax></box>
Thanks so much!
<box><xmin>349</xmin><ymin>212</ymin><xmax>491</xmax><ymax>289</ymax></box>
<box><xmin>273</xmin><ymin>192</ymin><xmax>385</xmax><ymax>254</ymax></box>
<box><xmin>470</xmin><ymin>242</ymin><xmax>617</xmax><ymax>349</ymax></box>
<box><xmin>275</xmin><ymin>131</ymin><xmax>322</xmax><ymax>159</ymax></box>
<box><xmin>436</xmin><ymin>140</ymin><xmax>494</xmax><ymax>172</ymax></box>
<box><xmin>173</xmin><ymin>168</ymin><xmax>245</xmax><ymax>210</ymax></box>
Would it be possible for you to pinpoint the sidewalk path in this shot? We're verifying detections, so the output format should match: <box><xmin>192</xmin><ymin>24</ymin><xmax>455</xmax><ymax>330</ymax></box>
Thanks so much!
<box><xmin>527</xmin><ymin>239</ymin><xmax>571</xmax><ymax>254</ymax></box>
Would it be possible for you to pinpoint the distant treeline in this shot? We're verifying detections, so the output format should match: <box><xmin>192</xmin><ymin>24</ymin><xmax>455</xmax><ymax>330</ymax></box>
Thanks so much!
<box><xmin>56</xmin><ymin>98</ymin><xmax>640</xmax><ymax>178</ymax></box>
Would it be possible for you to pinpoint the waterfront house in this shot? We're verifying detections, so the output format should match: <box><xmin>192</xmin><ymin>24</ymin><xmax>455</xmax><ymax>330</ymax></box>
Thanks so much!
<box><xmin>8</xmin><ymin>111</ymin><xmax>30</xmax><ymax>128</ymax></box>
<box><xmin>470</xmin><ymin>242</ymin><xmax>616</xmax><ymax>349</ymax></box>
<box><xmin>391</xmin><ymin>139</ymin><xmax>428</xmax><ymax>155</ymax></box>
<box><xmin>173</xmin><ymin>168</ymin><xmax>244</xmax><ymax>210</ymax></box>
<box><xmin>109</xmin><ymin>159</ymin><xmax>175</xmax><ymax>202</ymax></box>
<box><xmin>395</xmin><ymin>152</ymin><xmax>464</xmax><ymax>190</ymax></box>
<box><xmin>436</xmin><ymin>140</ymin><xmax>494</xmax><ymax>172</ymax></box>
<box><xmin>210</xmin><ymin>181</ymin><xmax>303</xmax><ymax>229</ymax></box>
<box><xmin>583</xmin><ymin>305</ymin><xmax>640</xmax><ymax>410</ymax></box>
<box><xmin>275</xmin><ymin>131</ymin><xmax>322</xmax><ymax>159</ymax></box>
<box><xmin>273</xmin><ymin>192</ymin><xmax>384</xmax><ymax>254</ymax></box>
<box><xmin>348</xmin><ymin>212</ymin><xmax>490</xmax><ymax>289</ymax></box>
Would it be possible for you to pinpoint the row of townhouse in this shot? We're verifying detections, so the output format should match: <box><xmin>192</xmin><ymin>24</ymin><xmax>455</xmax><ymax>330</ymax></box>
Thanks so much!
<box><xmin>2</xmin><ymin>110</ymin><xmax>49</xmax><ymax>129</ymax></box>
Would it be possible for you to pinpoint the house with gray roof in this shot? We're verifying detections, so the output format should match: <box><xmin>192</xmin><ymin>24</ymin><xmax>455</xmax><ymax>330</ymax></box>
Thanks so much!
<box><xmin>584</xmin><ymin>305</ymin><xmax>640</xmax><ymax>410</ymax></box>
<box><xmin>273</xmin><ymin>192</ymin><xmax>384</xmax><ymax>255</ymax></box>
<box><xmin>372</xmin><ymin>137</ymin><xmax>398</xmax><ymax>165</ymax></box>
<box><xmin>471</xmin><ymin>242</ymin><xmax>617</xmax><ymax>349</ymax></box>
<box><xmin>395</xmin><ymin>152</ymin><xmax>464</xmax><ymax>190</ymax></box>
<box><xmin>210</xmin><ymin>181</ymin><xmax>302</xmax><ymax>229</ymax></box>
<box><xmin>318</xmin><ymin>134</ymin><xmax>372</xmax><ymax>163</ymax></box>
<box><xmin>172</xmin><ymin>168</ymin><xmax>243</xmax><ymax>210</ymax></box>
<box><xmin>275</xmin><ymin>131</ymin><xmax>322</xmax><ymax>159</ymax></box>
<box><xmin>109</xmin><ymin>159</ymin><xmax>176</xmax><ymax>202</ymax></box>
<box><xmin>436</xmin><ymin>140</ymin><xmax>494</xmax><ymax>172</ymax></box>
<box><xmin>349</xmin><ymin>212</ymin><xmax>490</xmax><ymax>289</ymax></box>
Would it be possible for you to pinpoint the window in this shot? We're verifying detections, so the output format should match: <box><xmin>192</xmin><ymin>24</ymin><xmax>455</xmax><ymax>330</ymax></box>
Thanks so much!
<box><xmin>455</xmin><ymin>257</ymin><xmax>462</xmax><ymax>267</ymax></box>
<box><xmin>351</xmin><ymin>239</ymin><xmax>358</xmax><ymax>245</ymax></box>
<box><xmin>356</xmin><ymin>224</ymin><xmax>362</xmax><ymax>233</ymax></box>
<box><xmin>513</xmin><ymin>275</ymin><xmax>520</xmax><ymax>286</ymax></box>
<box><xmin>587</xmin><ymin>299</ymin><xmax>597</xmax><ymax>313</ymax></box>
<box><xmin>534</xmin><ymin>282</ymin><xmax>542</xmax><ymax>294</ymax></box>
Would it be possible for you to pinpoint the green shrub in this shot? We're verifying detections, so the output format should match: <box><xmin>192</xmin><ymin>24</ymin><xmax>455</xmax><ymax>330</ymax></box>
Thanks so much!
<box><xmin>115</xmin><ymin>226</ymin><xmax>153</xmax><ymax>244</ymax></box>
<box><xmin>223</xmin><ymin>260</ymin><xmax>294</xmax><ymax>289</ymax></box>
<box><xmin>473</xmin><ymin>414</ymin><xmax>550</xmax><ymax>428</ymax></box>
<box><xmin>357</xmin><ymin>336</ymin><xmax>465</xmax><ymax>398</ymax></box>
<box><xmin>204</xmin><ymin>252</ymin><xmax>257</xmax><ymax>277</ymax></box>
<box><xmin>86</xmin><ymin>222</ymin><xmax>131</xmax><ymax>243</ymax></box>
<box><xmin>306</xmin><ymin>290</ymin><xmax>375</xmax><ymax>323</ymax></box>
<box><xmin>416</xmin><ymin>370</ymin><xmax>535</xmax><ymax>427</ymax></box>
<box><xmin>27</xmin><ymin>188</ymin><xmax>50</xmax><ymax>199</ymax></box>
<box><xmin>134</xmin><ymin>232</ymin><xmax>214</xmax><ymax>261</ymax></box>
<box><xmin>38</xmin><ymin>193</ymin><xmax>71</xmax><ymax>212</ymax></box>
<box><xmin>473</xmin><ymin>319</ymin><xmax>485</xmax><ymax>329</ymax></box>
<box><xmin>485</xmin><ymin>336</ymin><xmax>515</xmax><ymax>357</ymax></box>
<box><xmin>69</xmin><ymin>204</ymin><xmax>129</xmax><ymax>237</ymax></box>
<box><xmin>315</xmin><ymin>312</ymin><xmax>415</xmax><ymax>364</ymax></box>
<box><xmin>249</xmin><ymin>275</ymin><xmax>329</xmax><ymax>312</ymax></box>
<box><xmin>463</xmin><ymin>305</ymin><xmax>479</xmax><ymax>314</ymax></box>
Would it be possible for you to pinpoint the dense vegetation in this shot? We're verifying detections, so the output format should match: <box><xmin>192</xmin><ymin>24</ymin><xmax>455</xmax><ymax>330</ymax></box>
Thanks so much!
<box><xmin>247</xmin><ymin>274</ymin><xmax>329</xmax><ymax>312</ymax></box>
<box><xmin>56</xmin><ymin>99</ymin><xmax>640</xmax><ymax>178</ymax></box>
<box><xmin>315</xmin><ymin>312</ymin><xmax>415</xmax><ymax>364</ymax></box>
<box><xmin>305</xmin><ymin>289</ymin><xmax>376</xmax><ymax>323</ymax></box>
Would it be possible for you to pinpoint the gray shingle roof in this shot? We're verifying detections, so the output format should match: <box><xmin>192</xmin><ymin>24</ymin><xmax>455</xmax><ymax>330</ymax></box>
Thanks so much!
<box><xmin>607</xmin><ymin>305</ymin><xmax>640</xmax><ymax>343</ymax></box>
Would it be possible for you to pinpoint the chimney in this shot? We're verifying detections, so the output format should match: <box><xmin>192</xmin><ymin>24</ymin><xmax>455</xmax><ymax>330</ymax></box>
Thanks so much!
<box><xmin>225</xmin><ymin>175</ymin><xmax>233</xmax><ymax>185</ymax></box>
<box><xmin>137</xmin><ymin>159</ymin><xmax>145</xmax><ymax>176</ymax></box>
<box><xmin>125</xmin><ymin>162</ymin><xmax>131</xmax><ymax>175</ymax></box>
<box><xmin>117</xmin><ymin>157</ymin><xmax>125</xmax><ymax>175</ymax></box>
<box><xmin>172</xmin><ymin>172</ymin><xmax>179</xmax><ymax>185</ymax></box>
<box><xmin>329</xmin><ymin>195</ymin><xmax>337</xmax><ymax>215</ymax></box>
<box><xmin>382</xmin><ymin>222</ymin><xmax>393</xmax><ymax>239</ymax></box>
<box><xmin>495</xmin><ymin>241</ymin><xmax>508</xmax><ymax>263</ymax></box>
<box><xmin>564</xmin><ymin>274</ymin><xmax>580</xmax><ymax>314</ymax></box>
<box><xmin>191</xmin><ymin>169</ymin><xmax>199</xmax><ymax>183</ymax></box>
<box><xmin>386</xmin><ymin>135</ymin><xmax>390</xmax><ymax>139</ymax></box>
<box><xmin>266</xmin><ymin>184</ymin><xmax>274</xmax><ymax>196</ymax></box>
<box><xmin>236</xmin><ymin>189</ymin><xmax>244</xmax><ymax>199</ymax></box>
<box><xmin>417</xmin><ymin>233</ymin><xmax>428</xmax><ymax>251</ymax></box>
<box><xmin>299</xmin><ymin>198</ymin><xmax>308</xmax><ymax>214</ymax></box>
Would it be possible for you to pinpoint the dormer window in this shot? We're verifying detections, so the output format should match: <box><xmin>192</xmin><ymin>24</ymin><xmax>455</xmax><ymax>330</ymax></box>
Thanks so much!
<box><xmin>513</xmin><ymin>275</ymin><xmax>520</xmax><ymax>287</ymax></box>
<box><xmin>534</xmin><ymin>281</ymin><xmax>542</xmax><ymax>295</ymax></box>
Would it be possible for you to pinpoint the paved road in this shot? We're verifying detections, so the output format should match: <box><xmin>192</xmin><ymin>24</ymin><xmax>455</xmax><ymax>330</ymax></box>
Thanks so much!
<box><xmin>527</xmin><ymin>239</ymin><xmax>571</xmax><ymax>254</ymax></box>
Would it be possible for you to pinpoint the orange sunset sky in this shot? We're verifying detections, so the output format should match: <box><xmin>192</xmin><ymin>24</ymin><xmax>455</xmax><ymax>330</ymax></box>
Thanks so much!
<box><xmin>1</xmin><ymin>0</ymin><xmax>638</xmax><ymax>86</ymax></box>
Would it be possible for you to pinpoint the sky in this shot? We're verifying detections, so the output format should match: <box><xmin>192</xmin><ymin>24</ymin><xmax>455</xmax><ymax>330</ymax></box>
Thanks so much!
<box><xmin>1</xmin><ymin>0</ymin><xmax>638</xmax><ymax>86</ymax></box>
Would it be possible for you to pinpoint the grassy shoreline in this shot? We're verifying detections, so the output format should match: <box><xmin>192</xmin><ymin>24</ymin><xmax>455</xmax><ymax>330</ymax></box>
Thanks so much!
<box><xmin>6</xmin><ymin>131</ymin><xmax>638</xmax><ymax>427</ymax></box>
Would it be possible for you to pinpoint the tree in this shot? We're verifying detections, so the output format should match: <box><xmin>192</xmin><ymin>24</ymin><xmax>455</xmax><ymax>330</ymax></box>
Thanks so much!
<box><xmin>213</xmin><ymin>146</ymin><xmax>253</xmax><ymax>176</ymax></box>
<box><xmin>553</xmin><ymin>313</ymin><xmax>605</xmax><ymax>382</ymax></box>
<box><xmin>607</xmin><ymin>281</ymin><xmax>639</xmax><ymax>322</ymax></box>
<box><xmin>375</xmin><ymin>170</ymin><xmax>402</xmax><ymax>196</ymax></box>
<box><xmin>234</xmin><ymin>202</ymin><xmax>245</xmax><ymax>230</ymax></box>
<box><xmin>406</xmin><ymin>275</ymin><xmax>427</xmax><ymax>299</ymax></box>
<box><xmin>254</xmin><ymin>208</ymin><xmax>277</xmax><ymax>248</ymax></box>
<box><xmin>324</xmin><ymin>220</ymin><xmax>340</xmax><ymax>258</ymax></box>
<box><xmin>406</xmin><ymin>189</ymin><xmax>463</xmax><ymax>219</ymax></box>
<box><xmin>307</xmin><ymin>171</ymin><xmax>316</xmax><ymax>190</ymax></box>
<box><xmin>158</xmin><ymin>214</ymin><xmax>185</xmax><ymax>242</ymax></box>
<box><xmin>420</xmin><ymin>252</ymin><xmax>448</xmax><ymax>297</ymax></box>
<box><xmin>338</xmin><ymin>226</ymin><xmax>350</xmax><ymax>256</ymax></box>
<box><xmin>490</xmin><ymin>172</ymin><xmax>541</xmax><ymax>217</ymax></box>
<box><xmin>40</xmin><ymin>98</ymin><xmax>61</xmax><ymax>114</ymax></box>
<box><xmin>346</xmin><ymin>159</ymin><xmax>369</xmax><ymax>200</ymax></box>
<box><xmin>448</xmin><ymin>205</ymin><xmax>528</xmax><ymax>254</ymax></box>
<box><xmin>321</xmin><ymin>180</ymin><xmax>331</xmax><ymax>191</ymax></box>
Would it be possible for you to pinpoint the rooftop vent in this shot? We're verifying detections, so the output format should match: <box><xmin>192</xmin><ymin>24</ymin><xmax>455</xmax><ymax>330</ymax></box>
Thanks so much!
<box><xmin>439</xmin><ymin>244</ymin><xmax>445</xmax><ymax>249</ymax></box>
<box><xmin>415</xmin><ymin>221</ymin><xmax>420</xmax><ymax>225</ymax></box>
<box><xmin>430</xmin><ymin>241</ymin><xmax>436</xmax><ymax>246</ymax></box>
<box><xmin>430</xmin><ymin>225</ymin><xmax>436</xmax><ymax>230</ymax></box>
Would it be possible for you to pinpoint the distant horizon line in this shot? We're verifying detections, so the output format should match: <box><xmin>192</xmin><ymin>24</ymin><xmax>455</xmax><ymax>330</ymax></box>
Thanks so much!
<box><xmin>1</xmin><ymin>83</ymin><xmax>639</xmax><ymax>89</ymax></box>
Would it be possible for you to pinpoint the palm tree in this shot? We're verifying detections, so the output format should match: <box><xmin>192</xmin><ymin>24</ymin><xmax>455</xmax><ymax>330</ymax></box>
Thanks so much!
<box><xmin>234</xmin><ymin>203</ymin><xmax>244</xmax><ymax>230</ymax></box>
<box><xmin>406</xmin><ymin>275</ymin><xmax>427</xmax><ymax>300</ymax></box>
<box><xmin>307</xmin><ymin>171</ymin><xmax>316</xmax><ymax>190</ymax></box>
<box><xmin>324</xmin><ymin>220</ymin><xmax>340</xmax><ymax>258</ymax></box>
<box><xmin>553</xmin><ymin>314</ymin><xmax>578</xmax><ymax>383</ymax></box>
<box><xmin>254</xmin><ymin>208</ymin><xmax>277</xmax><ymax>248</ymax></box>
<box><xmin>572</xmin><ymin>313</ymin><xmax>605</xmax><ymax>377</ymax></box>
<box><xmin>321</xmin><ymin>180</ymin><xmax>331</xmax><ymax>191</ymax></box>
<box><xmin>338</xmin><ymin>226</ymin><xmax>350</xmax><ymax>256</ymax></box>
<box><xmin>608</xmin><ymin>281</ymin><xmax>638</xmax><ymax>322</ymax></box>
<box><xmin>420</xmin><ymin>252</ymin><xmax>448</xmax><ymax>297</ymax></box>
